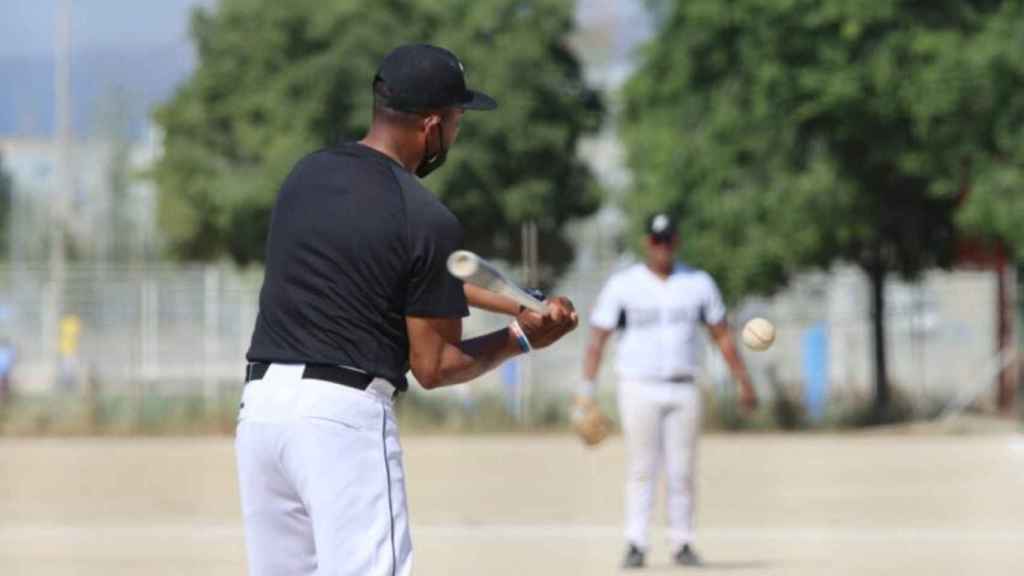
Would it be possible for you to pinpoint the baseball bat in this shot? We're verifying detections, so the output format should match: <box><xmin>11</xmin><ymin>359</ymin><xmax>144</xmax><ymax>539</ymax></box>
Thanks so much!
<box><xmin>446</xmin><ymin>250</ymin><xmax>548</xmax><ymax>314</ymax></box>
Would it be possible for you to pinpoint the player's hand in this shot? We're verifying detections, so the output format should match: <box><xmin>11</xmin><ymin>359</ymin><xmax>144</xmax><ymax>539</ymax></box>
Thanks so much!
<box><xmin>570</xmin><ymin>395</ymin><xmax>610</xmax><ymax>447</ymax></box>
<box><xmin>516</xmin><ymin>296</ymin><xmax>578</xmax><ymax>349</ymax></box>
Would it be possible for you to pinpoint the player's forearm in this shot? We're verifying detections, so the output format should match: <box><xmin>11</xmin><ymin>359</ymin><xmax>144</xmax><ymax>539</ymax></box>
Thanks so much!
<box><xmin>582</xmin><ymin>327</ymin><xmax>612</xmax><ymax>382</ymax></box>
<box><xmin>717</xmin><ymin>333</ymin><xmax>752</xmax><ymax>388</ymax></box>
<box><xmin>426</xmin><ymin>328</ymin><xmax>521</xmax><ymax>388</ymax></box>
<box><xmin>578</xmin><ymin>328</ymin><xmax>611</xmax><ymax>398</ymax></box>
<box><xmin>583</xmin><ymin>342</ymin><xmax>604</xmax><ymax>382</ymax></box>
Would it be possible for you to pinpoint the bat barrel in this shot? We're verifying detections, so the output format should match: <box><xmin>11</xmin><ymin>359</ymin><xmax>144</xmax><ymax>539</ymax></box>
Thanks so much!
<box><xmin>447</xmin><ymin>249</ymin><xmax>548</xmax><ymax>315</ymax></box>
<box><xmin>446</xmin><ymin>250</ymin><xmax>479</xmax><ymax>280</ymax></box>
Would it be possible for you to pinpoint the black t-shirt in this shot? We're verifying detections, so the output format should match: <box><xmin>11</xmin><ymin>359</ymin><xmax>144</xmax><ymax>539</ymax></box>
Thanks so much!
<box><xmin>247</xmin><ymin>142</ymin><xmax>469</xmax><ymax>389</ymax></box>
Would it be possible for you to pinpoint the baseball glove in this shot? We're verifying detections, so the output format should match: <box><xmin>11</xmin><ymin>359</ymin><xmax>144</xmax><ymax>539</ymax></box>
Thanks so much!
<box><xmin>570</xmin><ymin>397</ymin><xmax>610</xmax><ymax>447</ymax></box>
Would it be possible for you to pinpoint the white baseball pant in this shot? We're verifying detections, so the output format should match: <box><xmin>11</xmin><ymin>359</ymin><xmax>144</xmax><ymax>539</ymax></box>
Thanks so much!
<box><xmin>617</xmin><ymin>378</ymin><xmax>701</xmax><ymax>550</ymax></box>
<box><xmin>235</xmin><ymin>363</ymin><xmax>411</xmax><ymax>576</ymax></box>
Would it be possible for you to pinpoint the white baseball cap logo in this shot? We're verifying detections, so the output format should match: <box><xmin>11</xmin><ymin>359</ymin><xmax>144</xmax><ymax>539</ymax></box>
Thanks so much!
<box><xmin>652</xmin><ymin>214</ymin><xmax>670</xmax><ymax>233</ymax></box>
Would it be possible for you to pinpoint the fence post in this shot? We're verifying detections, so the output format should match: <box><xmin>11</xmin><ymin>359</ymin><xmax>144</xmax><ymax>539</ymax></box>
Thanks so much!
<box><xmin>203</xmin><ymin>265</ymin><xmax>220</xmax><ymax>409</ymax></box>
<box><xmin>138</xmin><ymin>272</ymin><xmax>159</xmax><ymax>423</ymax></box>
<box><xmin>239</xmin><ymin>276</ymin><xmax>251</xmax><ymax>370</ymax></box>
<box><xmin>42</xmin><ymin>279</ymin><xmax>58</xmax><ymax>392</ymax></box>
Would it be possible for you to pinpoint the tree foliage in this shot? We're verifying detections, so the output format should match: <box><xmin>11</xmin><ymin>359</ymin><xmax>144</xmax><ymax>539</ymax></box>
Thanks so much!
<box><xmin>153</xmin><ymin>0</ymin><xmax>602</xmax><ymax>271</ymax></box>
<box><xmin>622</xmin><ymin>0</ymin><xmax>1024</xmax><ymax>415</ymax></box>
<box><xmin>625</xmin><ymin>0</ymin><xmax>1024</xmax><ymax>299</ymax></box>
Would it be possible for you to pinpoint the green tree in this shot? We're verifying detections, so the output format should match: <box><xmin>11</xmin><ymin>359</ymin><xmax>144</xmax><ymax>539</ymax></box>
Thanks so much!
<box><xmin>622</xmin><ymin>0</ymin><xmax>1024</xmax><ymax>419</ymax></box>
<box><xmin>153</xmin><ymin>0</ymin><xmax>602</xmax><ymax>274</ymax></box>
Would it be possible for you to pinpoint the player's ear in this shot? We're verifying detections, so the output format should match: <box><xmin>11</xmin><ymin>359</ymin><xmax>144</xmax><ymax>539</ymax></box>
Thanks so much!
<box><xmin>420</xmin><ymin>113</ymin><xmax>441</xmax><ymax>134</ymax></box>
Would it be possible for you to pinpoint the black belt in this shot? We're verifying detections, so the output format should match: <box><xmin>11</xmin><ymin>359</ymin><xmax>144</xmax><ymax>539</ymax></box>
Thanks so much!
<box><xmin>246</xmin><ymin>362</ymin><xmax>379</xmax><ymax>392</ymax></box>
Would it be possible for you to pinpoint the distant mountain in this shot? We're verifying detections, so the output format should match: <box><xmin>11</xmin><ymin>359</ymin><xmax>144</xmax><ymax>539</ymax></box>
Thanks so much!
<box><xmin>0</xmin><ymin>44</ymin><xmax>196</xmax><ymax>140</ymax></box>
<box><xmin>0</xmin><ymin>0</ymin><xmax>651</xmax><ymax>140</ymax></box>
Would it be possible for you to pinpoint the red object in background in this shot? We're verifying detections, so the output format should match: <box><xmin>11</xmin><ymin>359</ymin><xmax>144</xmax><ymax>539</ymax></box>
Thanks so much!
<box><xmin>956</xmin><ymin>238</ymin><xmax>1017</xmax><ymax>414</ymax></box>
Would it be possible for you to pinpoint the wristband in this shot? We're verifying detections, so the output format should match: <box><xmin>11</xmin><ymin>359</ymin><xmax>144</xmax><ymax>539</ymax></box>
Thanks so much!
<box><xmin>509</xmin><ymin>321</ymin><xmax>533</xmax><ymax>353</ymax></box>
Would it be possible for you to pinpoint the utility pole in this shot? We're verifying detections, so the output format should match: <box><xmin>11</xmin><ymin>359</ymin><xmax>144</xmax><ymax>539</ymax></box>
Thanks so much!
<box><xmin>519</xmin><ymin>220</ymin><xmax>539</xmax><ymax>424</ymax></box>
<box><xmin>49</xmin><ymin>0</ymin><xmax>72</xmax><ymax>388</ymax></box>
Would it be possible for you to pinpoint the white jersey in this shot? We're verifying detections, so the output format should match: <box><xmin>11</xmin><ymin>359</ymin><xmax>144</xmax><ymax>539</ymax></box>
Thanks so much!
<box><xmin>590</xmin><ymin>262</ymin><xmax>726</xmax><ymax>381</ymax></box>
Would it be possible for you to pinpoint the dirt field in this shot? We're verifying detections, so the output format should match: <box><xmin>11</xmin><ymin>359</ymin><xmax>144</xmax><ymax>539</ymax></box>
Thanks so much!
<box><xmin>1</xmin><ymin>433</ymin><xmax>1023</xmax><ymax>575</ymax></box>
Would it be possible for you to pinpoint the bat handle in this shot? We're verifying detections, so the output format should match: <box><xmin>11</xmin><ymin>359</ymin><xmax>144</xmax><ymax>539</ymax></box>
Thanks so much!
<box><xmin>524</xmin><ymin>289</ymin><xmax>549</xmax><ymax>314</ymax></box>
<box><xmin>525</xmin><ymin>288</ymin><xmax>546</xmax><ymax>302</ymax></box>
<box><xmin>521</xmin><ymin>295</ymin><xmax>549</xmax><ymax>315</ymax></box>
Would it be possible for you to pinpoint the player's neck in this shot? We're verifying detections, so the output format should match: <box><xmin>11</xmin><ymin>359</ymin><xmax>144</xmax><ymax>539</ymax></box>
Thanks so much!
<box><xmin>646</xmin><ymin>260</ymin><xmax>673</xmax><ymax>280</ymax></box>
<box><xmin>360</xmin><ymin>127</ymin><xmax>422</xmax><ymax>173</ymax></box>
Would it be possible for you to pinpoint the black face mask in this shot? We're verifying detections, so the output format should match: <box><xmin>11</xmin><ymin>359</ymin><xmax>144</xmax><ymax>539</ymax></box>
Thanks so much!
<box><xmin>415</xmin><ymin>117</ymin><xmax>448</xmax><ymax>178</ymax></box>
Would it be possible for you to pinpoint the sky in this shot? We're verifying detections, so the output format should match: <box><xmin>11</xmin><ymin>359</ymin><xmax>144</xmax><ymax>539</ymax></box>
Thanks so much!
<box><xmin>0</xmin><ymin>0</ymin><xmax>213</xmax><ymax>136</ymax></box>
<box><xmin>0</xmin><ymin>0</ymin><xmax>216</xmax><ymax>57</ymax></box>
<box><xmin>0</xmin><ymin>0</ymin><xmax>649</xmax><ymax>57</ymax></box>
<box><xmin>0</xmin><ymin>0</ymin><xmax>653</xmax><ymax>137</ymax></box>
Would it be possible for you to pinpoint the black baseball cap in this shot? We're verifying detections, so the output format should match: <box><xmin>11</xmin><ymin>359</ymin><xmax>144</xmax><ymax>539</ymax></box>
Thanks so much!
<box><xmin>646</xmin><ymin>212</ymin><xmax>677</xmax><ymax>242</ymax></box>
<box><xmin>374</xmin><ymin>44</ymin><xmax>497</xmax><ymax>113</ymax></box>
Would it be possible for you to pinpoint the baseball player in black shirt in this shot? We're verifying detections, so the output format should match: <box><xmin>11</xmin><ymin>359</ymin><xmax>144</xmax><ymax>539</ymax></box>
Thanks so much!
<box><xmin>236</xmin><ymin>44</ymin><xmax>578</xmax><ymax>576</ymax></box>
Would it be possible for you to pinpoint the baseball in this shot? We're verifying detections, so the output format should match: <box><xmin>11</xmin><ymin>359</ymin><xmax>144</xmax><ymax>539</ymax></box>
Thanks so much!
<box><xmin>741</xmin><ymin>317</ymin><xmax>775</xmax><ymax>351</ymax></box>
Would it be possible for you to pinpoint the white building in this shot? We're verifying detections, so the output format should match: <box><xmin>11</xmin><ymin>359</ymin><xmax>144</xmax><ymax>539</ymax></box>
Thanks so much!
<box><xmin>0</xmin><ymin>125</ymin><xmax>161</xmax><ymax>262</ymax></box>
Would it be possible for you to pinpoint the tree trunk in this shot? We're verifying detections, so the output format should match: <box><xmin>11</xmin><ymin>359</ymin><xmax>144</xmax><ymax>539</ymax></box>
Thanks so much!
<box><xmin>995</xmin><ymin>246</ymin><xmax>1016</xmax><ymax>415</ymax></box>
<box><xmin>867</xmin><ymin>254</ymin><xmax>890</xmax><ymax>421</ymax></box>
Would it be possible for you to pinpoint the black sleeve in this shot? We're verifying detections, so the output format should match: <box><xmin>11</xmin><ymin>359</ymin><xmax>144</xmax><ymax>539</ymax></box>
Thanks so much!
<box><xmin>405</xmin><ymin>207</ymin><xmax>470</xmax><ymax>318</ymax></box>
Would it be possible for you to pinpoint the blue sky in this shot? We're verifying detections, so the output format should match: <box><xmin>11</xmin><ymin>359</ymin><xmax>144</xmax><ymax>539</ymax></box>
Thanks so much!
<box><xmin>0</xmin><ymin>0</ymin><xmax>652</xmax><ymax>137</ymax></box>
<box><xmin>0</xmin><ymin>0</ymin><xmax>217</xmax><ymax>136</ymax></box>
<box><xmin>0</xmin><ymin>0</ymin><xmax>215</xmax><ymax>56</ymax></box>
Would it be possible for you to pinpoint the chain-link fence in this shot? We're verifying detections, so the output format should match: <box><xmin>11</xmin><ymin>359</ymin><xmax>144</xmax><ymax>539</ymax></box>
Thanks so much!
<box><xmin>0</xmin><ymin>260</ymin><xmax>1014</xmax><ymax>432</ymax></box>
<box><xmin>0</xmin><ymin>264</ymin><xmax>261</xmax><ymax>396</ymax></box>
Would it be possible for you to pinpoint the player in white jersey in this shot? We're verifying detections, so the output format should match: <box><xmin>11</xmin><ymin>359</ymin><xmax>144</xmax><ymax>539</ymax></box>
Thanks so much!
<box><xmin>580</xmin><ymin>213</ymin><xmax>757</xmax><ymax>569</ymax></box>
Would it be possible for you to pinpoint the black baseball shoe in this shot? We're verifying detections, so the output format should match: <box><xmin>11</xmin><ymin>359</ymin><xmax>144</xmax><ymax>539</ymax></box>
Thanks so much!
<box><xmin>673</xmin><ymin>543</ymin><xmax>702</xmax><ymax>567</ymax></box>
<box><xmin>622</xmin><ymin>543</ymin><xmax>645</xmax><ymax>569</ymax></box>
